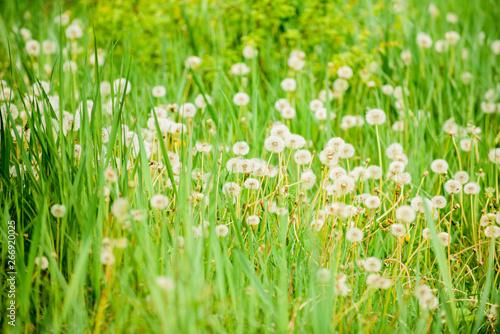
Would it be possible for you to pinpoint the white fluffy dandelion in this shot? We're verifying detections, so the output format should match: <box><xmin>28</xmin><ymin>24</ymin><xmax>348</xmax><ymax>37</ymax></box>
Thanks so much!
<box><xmin>365</xmin><ymin>109</ymin><xmax>386</xmax><ymax>125</ymax></box>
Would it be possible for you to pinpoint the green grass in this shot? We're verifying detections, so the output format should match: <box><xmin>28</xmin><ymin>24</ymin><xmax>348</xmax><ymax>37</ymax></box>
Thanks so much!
<box><xmin>1</xmin><ymin>0</ymin><xmax>500</xmax><ymax>333</ymax></box>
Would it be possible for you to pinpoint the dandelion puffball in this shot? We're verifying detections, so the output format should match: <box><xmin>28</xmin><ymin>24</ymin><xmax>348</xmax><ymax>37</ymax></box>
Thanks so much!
<box><xmin>246</xmin><ymin>215</ymin><xmax>260</xmax><ymax>226</ymax></box>
<box><xmin>391</xmin><ymin>223</ymin><xmax>406</xmax><ymax>237</ymax></box>
<box><xmin>396</xmin><ymin>205</ymin><xmax>416</xmax><ymax>223</ymax></box>
<box><xmin>233</xmin><ymin>141</ymin><xmax>250</xmax><ymax>156</ymax></box>
<box><xmin>365</xmin><ymin>108</ymin><xmax>386</xmax><ymax>125</ymax></box>
<box><xmin>281</xmin><ymin>78</ymin><xmax>297</xmax><ymax>92</ymax></box>
<box><xmin>151</xmin><ymin>194</ymin><xmax>169</xmax><ymax>209</ymax></box>
<box><xmin>346</xmin><ymin>227</ymin><xmax>364</xmax><ymax>243</ymax></box>
<box><xmin>51</xmin><ymin>204</ymin><xmax>67</xmax><ymax>218</ymax></box>
<box><xmin>264</xmin><ymin>135</ymin><xmax>285</xmax><ymax>153</ymax></box>
<box><xmin>152</xmin><ymin>86</ymin><xmax>166</xmax><ymax>98</ymax></box>
<box><xmin>363</xmin><ymin>257</ymin><xmax>382</xmax><ymax>272</ymax></box>
<box><xmin>233</xmin><ymin>92</ymin><xmax>250</xmax><ymax>106</ymax></box>
<box><xmin>215</xmin><ymin>225</ymin><xmax>229</xmax><ymax>237</ymax></box>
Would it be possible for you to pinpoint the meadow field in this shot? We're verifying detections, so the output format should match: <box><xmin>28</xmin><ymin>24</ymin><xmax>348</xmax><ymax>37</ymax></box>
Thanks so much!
<box><xmin>1</xmin><ymin>0</ymin><xmax>500</xmax><ymax>332</ymax></box>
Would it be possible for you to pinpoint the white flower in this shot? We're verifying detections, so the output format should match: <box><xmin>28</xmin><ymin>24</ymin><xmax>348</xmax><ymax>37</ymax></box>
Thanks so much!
<box><xmin>51</xmin><ymin>204</ymin><xmax>67</xmax><ymax>218</ymax></box>
<box><xmin>113</xmin><ymin>78</ymin><xmax>131</xmax><ymax>96</ymax></box>
<box><xmin>333</xmin><ymin>78</ymin><xmax>349</xmax><ymax>92</ymax></box>
<box><xmin>445</xmin><ymin>31</ymin><xmax>460</xmax><ymax>45</ymax></box>
<box><xmin>393</xmin><ymin>86</ymin><xmax>409</xmax><ymax>100</ymax></box>
<box><xmin>281</xmin><ymin>78</ymin><xmax>297</xmax><ymax>92</ymax></box>
<box><xmin>327</xmin><ymin>137</ymin><xmax>345</xmax><ymax>151</ymax></box>
<box><xmin>386</xmin><ymin>143</ymin><xmax>403</xmax><ymax>159</ymax></box>
<box><xmin>444</xmin><ymin>180</ymin><xmax>461</xmax><ymax>194</ymax></box>
<box><xmin>284</xmin><ymin>134</ymin><xmax>306</xmax><ymax>149</ymax></box>
<box><xmin>364</xmin><ymin>196</ymin><xmax>381</xmax><ymax>209</ymax></box>
<box><xmin>244</xmin><ymin>178</ymin><xmax>260</xmax><ymax>190</ymax></box>
<box><xmin>453</xmin><ymin>171</ymin><xmax>469</xmax><ymax>184</ymax></box>
<box><xmin>365</xmin><ymin>108</ymin><xmax>386</xmax><ymax>125</ymax></box>
<box><xmin>438</xmin><ymin>232</ymin><xmax>451</xmax><ymax>246</ymax></box>
<box><xmin>242</xmin><ymin>46</ymin><xmax>258</xmax><ymax>59</ymax></box>
<box><xmin>151</xmin><ymin>194</ymin><xmax>169</xmax><ymax>209</ymax></box>
<box><xmin>431</xmin><ymin>196</ymin><xmax>447</xmax><ymax>209</ymax></box>
<box><xmin>316</xmin><ymin>268</ymin><xmax>331</xmax><ymax>283</ymax></box>
<box><xmin>294</xmin><ymin>150</ymin><xmax>312</xmax><ymax>165</ymax></box>
<box><xmin>275</xmin><ymin>99</ymin><xmax>290</xmax><ymax>112</ymax></box>
<box><xmin>179</xmin><ymin>103</ymin><xmax>197</xmax><ymax>118</ymax></box>
<box><xmin>156</xmin><ymin>276</ymin><xmax>175</xmax><ymax>291</ymax></box>
<box><xmin>460</xmin><ymin>138</ymin><xmax>472</xmax><ymax>152</ymax></box>
<box><xmin>488</xmin><ymin>149</ymin><xmax>500</xmax><ymax>164</ymax></box>
<box><xmin>26</xmin><ymin>40</ymin><xmax>40</xmax><ymax>56</ymax></box>
<box><xmin>223</xmin><ymin>182</ymin><xmax>241</xmax><ymax>197</ymax></box>
<box><xmin>363</xmin><ymin>257</ymin><xmax>382</xmax><ymax>272</ymax></box>
<box><xmin>333</xmin><ymin>176</ymin><xmax>355</xmax><ymax>195</ymax></box>
<box><xmin>337</xmin><ymin>66</ymin><xmax>353</xmax><ymax>79</ymax></box>
<box><xmin>346</xmin><ymin>227</ymin><xmax>364</xmax><ymax>242</ymax></box>
<box><xmin>485</xmin><ymin>226</ymin><xmax>500</xmax><ymax>239</ymax></box>
<box><xmin>246</xmin><ymin>215</ymin><xmax>260</xmax><ymax>226</ymax></box>
<box><xmin>195</xmin><ymin>142</ymin><xmax>212</xmax><ymax>154</ymax></box>
<box><xmin>311</xmin><ymin>219</ymin><xmax>325</xmax><ymax>231</ymax></box>
<box><xmin>461</xmin><ymin>72</ymin><xmax>473</xmax><ymax>84</ymax></box>
<box><xmin>391</xmin><ymin>223</ymin><xmax>406</xmax><ymax>237</ymax></box>
<box><xmin>195</xmin><ymin>94</ymin><xmax>212</xmax><ymax>108</ymax></box>
<box><xmin>400</xmin><ymin>50</ymin><xmax>412</xmax><ymax>65</ymax></box>
<box><xmin>104</xmin><ymin>168</ymin><xmax>118</xmax><ymax>183</ymax></box>
<box><xmin>314</xmin><ymin>108</ymin><xmax>327</xmax><ymax>120</ymax></box>
<box><xmin>231</xmin><ymin>63</ymin><xmax>250</xmax><ymax>76</ymax></box>
<box><xmin>429</xmin><ymin>4</ymin><xmax>440</xmax><ymax>18</ymax></box>
<box><xmin>288</xmin><ymin>52</ymin><xmax>306</xmax><ymax>70</ymax></box>
<box><xmin>329</xmin><ymin>167</ymin><xmax>347</xmax><ymax>180</ymax></box>
<box><xmin>481</xmin><ymin>102</ymin><xmax>497</xmax><ymax>113</ymax></box>
<box><xmin>215</xmin><ymin>225</ymin><xmax>229</xmax><ymax>237</ymax></box>
<box><xmin>152</xmin><ymin>86</ymin><xmax>166</xmax><ymax>98</ymax></box>
<box><xmin>233</xmin><ymin>141</ymin><xmax>250</xmax><ymax>156</ymax></box>
<box><xmin>339</xmin><ymin>144</ymin><xmax>355</xmax><ymax>159</ymax></box>
<box><xmin>366</xmin><ymin>165</ymin><xmax>382</xmax><ymax>179</ymax></box>
<box><xmin>416</xmin><ymin>33</ymin><xmax>433</xmax><ymax>48</ymax></box>
<box><xmin>185</xmin><ymin>56</ymin><xmax>201</xmax><ymax>69</ymax></box>
<box><xmin>301</xmin><ymin>170</ymin><xmax>317</xmax><ymax>190</ymax></box>
<box><xmin>309</xmin><ymin>99</ymin><xmax>323</xmax><ymax>111</ymax></box>
<box><xmin>35</xmin><ymin>256</ymin><xmax>49</xmax><ymax>269</ymax></box>
<box><xmin>233</xmin><ymin>92</ymin><xmax>250</xmax><ymax>106</ymax></box>
<box><xmin>430</xmin><ymin>159</ymin><xmax>448</xmax><ymax>174</ymax></box>
<box><xmin>382</xmin><ymin>85</ymin><xmax>394</xmax><ymax>95</ymax></box>
<box><xmin>491</xmin><ymin>40</ymin><xmax>500</xmax><ymax>55</ymax></box>
<box><xmin>389</xmin><ymin>161</ymin><xmax>405</xmax><ymax>174</ymax></box>
<box><xmin>463</xmin><ymin>182</ymin><xmax>480</xmax><ymax>195</ymax></box>
<box><xmin>281</xmin><ymin>106</ymin><xmax>296</xmax><ymax>119</ymax></box>
<box><xmin>396</xmin><ymin>205</ymin><xmax>416</xmax><ymax>223</ymax></box>
<box><xmin>264</xmin><ymin>135</ymin><xmax>285</xmax><ymax>153</ymax></box>
<box><xmin>446</xmin><ymin>12</ymin><xmax>458</xmax><ymax>23</ymax></box>
<box><xmin>65</xmin><ymin>24</ymin><xmax>83</xmax><ymax>39</ymax></box>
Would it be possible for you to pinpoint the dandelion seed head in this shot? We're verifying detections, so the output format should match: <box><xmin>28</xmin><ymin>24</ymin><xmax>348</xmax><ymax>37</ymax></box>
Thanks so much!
<box><xmin>156</xmin><ymin>276</ymin><xmax>175</xmax><ymax>291</ymax></box>
<box><xmin>391</xmin><ymin>223</ymin><xmax>407</xmax><ymax>237</ymax></box>
<box><xmin>51</xmin><ymin>204</ymin><xmax>67</xmax><ymax>218</ymax></box>
<box><xmin>346</xmin><ymin>227</ymin><xmax>364</xmax><ymax>243</ymax></box>
<box><xmin>364</xmin><ymin>257</ymin><xmax>382</xmax><ymax>272</ymax></box>
<box><xmin>431</xmin><ymin>159</ymin><xmax>448</xmax><ymax>174</ymax></box>
<box><xmin>444</xmin><ymin>180</ymin><xmax>461</xmax><ymax>194</ymax></box>
<box><xmin>35</xmin><ymin>256</ymin><xmax>49</xmax><ymax>269</ymax></box>
<box><xmin>431</xmin><ymin>196</ymin><xmax>447</xmax><ymax>209</ymax></box>
<box><xmin>365</xmin><ymin>108</ymin><xmax>386</xmax><ymax>125</ymax></box>
<box><xmin>264</xmin><ymin>135</ymin><xmax>285</xmax><ymax>153</ymax></box>
<box><xmin>316</xmin><ymin>268</ymin><xmax>331</xmax><ymax>283</ymax></box>
<box><xmin>246</xmin><ymin>215</ymin><xmax>260</xmax><ymax>226</ymax></box>
<box><xmin>484</xmin><ymin>226</ymin><xmax>500</xmax><ymax>238</ymax></box>
<box><xmin>281</xmin><ymin>78</ymin><xmax>297</xmax><ymax>92</ymax></box>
